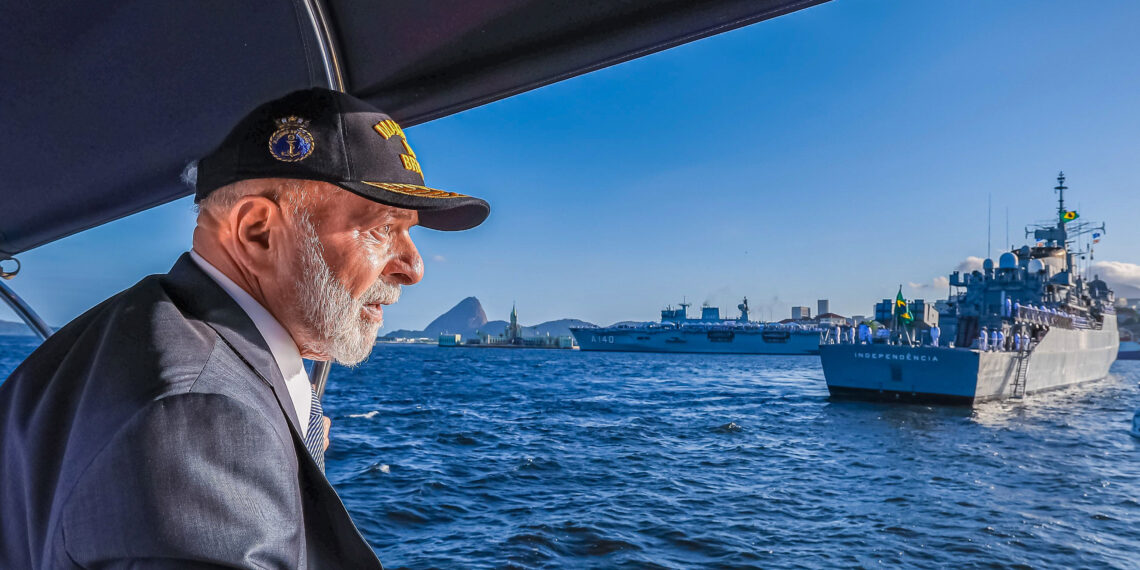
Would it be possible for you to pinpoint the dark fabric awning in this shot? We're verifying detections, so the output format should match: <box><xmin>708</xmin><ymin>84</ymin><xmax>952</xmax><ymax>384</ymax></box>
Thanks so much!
<box><xmin>0</xmin><ymin>0</ymin><xmax>826</xmax><ymax>256</ymax></box>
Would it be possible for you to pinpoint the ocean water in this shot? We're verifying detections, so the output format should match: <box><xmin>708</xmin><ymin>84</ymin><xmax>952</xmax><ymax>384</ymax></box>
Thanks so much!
<box><xmin>2</xmin><ymin>338</ymin><xmax>1138</xmax><ymax>568</ymax></box>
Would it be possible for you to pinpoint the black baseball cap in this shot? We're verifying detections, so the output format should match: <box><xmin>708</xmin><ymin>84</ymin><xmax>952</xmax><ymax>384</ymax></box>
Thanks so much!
<box><xmin>196</xmin><ymin>88</ymin><xmax>489</xmax><ymax>231</ymax></box>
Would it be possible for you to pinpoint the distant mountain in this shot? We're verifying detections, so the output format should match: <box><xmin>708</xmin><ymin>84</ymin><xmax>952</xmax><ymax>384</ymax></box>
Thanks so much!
<box><xmin>609</xmin><ymin>321</ymin><xmax>654</xmax><ymax>328</ymax></box>
<box><xmin>423</xmin><ymin>296</ymin><xmax>488</xmax><ymax>337</ymax></box>
<box><xmin>532</xmin><ymin>319</ymin><xmax>595</xmax><ymax>337</ymax></box>
<box><xmin>382</xmin><ymin>297</ymin><xmax>594</xmax><ymax>340</ymax></box>
<box><xmin>482</xmin><ymin>320</ymin><xmax>510</xmax><ymax>336</ymax></box>
<box><xmin>1118</xmin><ymin>306</ymin><xmax>1140</xmax><ymax>336</ymax></box>
<box><xmin>0</xmin><ymin>319</ymin><xmax>36</xmax><ymax>336</ymax></box>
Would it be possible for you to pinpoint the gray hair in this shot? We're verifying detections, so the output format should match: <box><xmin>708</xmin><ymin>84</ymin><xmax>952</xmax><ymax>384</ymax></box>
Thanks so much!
<box><xmin>195</xmin><ymin>177</ymin><xmax>319</xmax><ymax>220</ymax></box>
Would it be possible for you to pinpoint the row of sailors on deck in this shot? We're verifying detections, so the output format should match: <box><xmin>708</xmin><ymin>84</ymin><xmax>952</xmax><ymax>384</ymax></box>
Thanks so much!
<box><xmin>1007</xmin><ymin>299</ymin><xmax>1073</xmax><ymax>321</ymax></box>
<box><xmin>835</xmin><ymin>322</ymin><xmax>1031</xmax><ymax>351</ymax></box>
<box><xmin>977</xmin><ymin>327</ymin><xmax>1031</xmax><ymax>352</ymax></box>
<box><xmin>828</xmin><ymin>324</ymin><xmax>871</xmax><ymax>344</ymax></box>
<box><xmin>840</xmin><ymin>324</ymin><xmax>938</xmax><ymax>346</ymax></box>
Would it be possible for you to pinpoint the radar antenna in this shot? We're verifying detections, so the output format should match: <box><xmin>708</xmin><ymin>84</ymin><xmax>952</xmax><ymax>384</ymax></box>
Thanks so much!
<box><xmin>1024</xmin><ymin>172</ymin><xmax>1105</xmax><ymax>273</ymax></box>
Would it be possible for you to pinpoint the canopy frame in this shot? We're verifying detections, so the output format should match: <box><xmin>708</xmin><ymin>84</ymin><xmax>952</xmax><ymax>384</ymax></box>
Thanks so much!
<box><xmin>0</xmin><ymin>279</ymin><xmax>52</xmax><ymax>341</ymax></box>
<box><xmin>301</xmin><ymin>0</ymin><xmax>344</xmax><ymax>400</ymax></box>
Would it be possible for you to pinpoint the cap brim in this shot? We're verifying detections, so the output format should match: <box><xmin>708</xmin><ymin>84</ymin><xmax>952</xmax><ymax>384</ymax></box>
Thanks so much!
<box><xmin>337</xmin><ymin>181</ymin><xmax>490</xmax><ymax>231</ymax></box>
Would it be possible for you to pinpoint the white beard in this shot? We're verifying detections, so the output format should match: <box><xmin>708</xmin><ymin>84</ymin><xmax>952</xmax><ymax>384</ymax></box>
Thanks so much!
<box><xmin>293</xmin><ymin>217</ymin><xmax>401</xmax><ymax>366</ymax></box>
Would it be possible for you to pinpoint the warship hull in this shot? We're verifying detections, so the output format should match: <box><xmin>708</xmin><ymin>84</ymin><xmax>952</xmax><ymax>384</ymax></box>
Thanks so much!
<box><xmin>821</xmin><ymin>315</ymin><xmax>1119</xmax><ymax>404</ymax></box>
<box><xmin>572</xmin><ymin>327</ymin><xmax>821</xmax><ymax>354</ymax></box>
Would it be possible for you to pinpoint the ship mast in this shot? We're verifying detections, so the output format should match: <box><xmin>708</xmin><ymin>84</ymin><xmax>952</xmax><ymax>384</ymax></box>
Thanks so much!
<box><xmin>1054</xmin><ymin>171</ymin><xmax>1070</xmax><ymax>271</ymax></box>
<box><xmin>1026</xmin><ymin>172</ymin><xmax>1105</xmax><ymax>276</ymax></box>
<box><xmin>1054</xmin><ymin>171</ymin><xmax>1067</xmax><ymax>232</ymax></box>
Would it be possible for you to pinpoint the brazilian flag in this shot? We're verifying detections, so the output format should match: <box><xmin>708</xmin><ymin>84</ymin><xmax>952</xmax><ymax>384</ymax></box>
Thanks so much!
<box><xmin>895</xmin><ymin>288</ymin><xmax>914</xmax><ymax>325</ymax></box>
<box><xmin>1061</xmin><ymin>210</ymin><xmax>1079</xmax><ymax>223</ymax></box>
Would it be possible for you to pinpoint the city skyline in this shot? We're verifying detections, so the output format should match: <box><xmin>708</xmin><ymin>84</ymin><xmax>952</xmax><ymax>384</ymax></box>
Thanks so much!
<box><xmin>4</xmin><ymin>0</ymin><xmax>1140</xmax><ymax>334</ymax></box>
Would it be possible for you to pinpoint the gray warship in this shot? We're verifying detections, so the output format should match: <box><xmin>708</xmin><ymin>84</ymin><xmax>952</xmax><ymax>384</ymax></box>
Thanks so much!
<box><xmin>822</xmin><ymin>173</ymin><xmax>1118</xmax><ymax>404</ymax></box>
<box><xmin>572</xmin><ymin>299</ymin><xmax>822</xmax><ymax>354</ymax></box>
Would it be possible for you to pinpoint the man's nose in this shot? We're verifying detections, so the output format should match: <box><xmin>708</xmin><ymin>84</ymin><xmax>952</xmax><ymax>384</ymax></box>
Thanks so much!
<box><xmin>383</xmin><ymin>234</ymin><xmax>423</xmax><ymax>285</ymax></box>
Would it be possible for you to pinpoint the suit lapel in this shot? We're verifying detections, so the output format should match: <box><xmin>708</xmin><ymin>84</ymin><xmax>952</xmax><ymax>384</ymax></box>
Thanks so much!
<box><xmin>161</xmin><ymin>254</ymin><xmax>303</xmax><ymax>434</ymax></box>
<box><xmin>294</xmin><ymin>431</ymin><xmax>385</xmax><ymax>567</ymax></box>
<box><xmin>162</xmin><ymin>254</ymin><xmax>383</xmax><ymax>568</ymax></box>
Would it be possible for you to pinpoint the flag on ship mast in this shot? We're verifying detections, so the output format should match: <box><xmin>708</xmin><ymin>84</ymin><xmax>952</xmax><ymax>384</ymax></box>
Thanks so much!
<box><xmin>895</xmin><ymin>287</ymin><xmax>913</xmax><ymax>325</ymax></box>
<box><xmin>1061</xmin><ymin>210</ymin><xmax>1079</xmax><ymax>223</ymax></box>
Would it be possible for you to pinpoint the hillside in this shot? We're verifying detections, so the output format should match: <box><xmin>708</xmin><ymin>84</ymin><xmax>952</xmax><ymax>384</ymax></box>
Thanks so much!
<box><xmin>0</xmin><ymin>319</ymin><xmax>36</xmax><ymax>336</ymax></box>
<box><xmin>382</xmin><ymin>298</ymin><xmax>593</xmax><ymax>340</ymax></box>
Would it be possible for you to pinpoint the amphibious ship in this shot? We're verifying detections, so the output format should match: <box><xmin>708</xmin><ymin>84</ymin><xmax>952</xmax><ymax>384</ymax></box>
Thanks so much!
<box><xmin>571</xmin><ymin>298</ymin><xmax>822</xmax><ymax>354</ymax></box>
<box><xmin>821</xmin><ymin>173</ymin><xmax>1118</xmax><ymax>404</ymax></box>
<box><xmin>1116</xmin><ymin>331</ymin><xmax>1140</xmax><ymax>360</ymax></box>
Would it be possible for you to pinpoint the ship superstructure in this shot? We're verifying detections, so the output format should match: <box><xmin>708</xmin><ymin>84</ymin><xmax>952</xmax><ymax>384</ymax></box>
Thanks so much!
<box><xmin>572</xmin><ymin>298</ymin><xmax>822</xmax><ymax>354</ymax></box>
<box><xmin>822</xmin><ymin>173</ymin><xmax>1118</xmax><ymax>404</ymax></box>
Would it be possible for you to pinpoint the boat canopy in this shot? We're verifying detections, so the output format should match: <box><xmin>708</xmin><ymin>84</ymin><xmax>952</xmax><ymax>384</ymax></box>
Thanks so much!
<box><xmin>1</xmin><ymin>0</ymin><xmax>825</xmax><ymax>257</ymax></box>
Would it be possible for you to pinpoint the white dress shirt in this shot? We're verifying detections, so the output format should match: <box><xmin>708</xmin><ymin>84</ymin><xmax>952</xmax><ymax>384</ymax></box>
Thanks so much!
<box><xmin>189</xmin><ymin>250</ymin><xmax>313</xmax><ymax>438</ymax></box>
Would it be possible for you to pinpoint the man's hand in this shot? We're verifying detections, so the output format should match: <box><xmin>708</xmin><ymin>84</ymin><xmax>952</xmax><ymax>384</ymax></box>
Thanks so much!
<box><xmin>321</xmin><ymin>415</ymin><xmax>331</xmax><ymax>452</ymax></box>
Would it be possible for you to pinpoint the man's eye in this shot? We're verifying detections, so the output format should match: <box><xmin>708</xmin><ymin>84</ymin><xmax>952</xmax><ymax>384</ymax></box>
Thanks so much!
<box><xmin>370</xmin><ymin>225</ymin><xmax>391</xmax><ymax>240</ymax></box>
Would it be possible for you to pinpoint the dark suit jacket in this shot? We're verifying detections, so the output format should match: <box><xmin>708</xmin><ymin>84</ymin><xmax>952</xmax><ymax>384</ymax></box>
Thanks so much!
<box><xmin>0</xmin><ymin>254</ymin><xmax>383</xmax><ymax>569</ymax></box>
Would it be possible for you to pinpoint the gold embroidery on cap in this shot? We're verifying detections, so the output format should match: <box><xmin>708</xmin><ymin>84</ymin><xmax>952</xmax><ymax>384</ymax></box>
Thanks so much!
<box><xmin>372</xmin><ymin>119</ymin><xmax>403</xmax><ymax>139</ymax></box>
<box><xmin>372</xmin><ymin>119</ymin><xmax>421</xmax><ymax>175</ymax></box>
<box><xmin>268</xmin><ymin>116</ymin><xmax>315</xmax><ymax>162</ymax></box>
<box><xmin>400</xmin><ymin>154</ymin><xmax>423</xmax><ymax>176</ymax></box>
<box><xmin>399</xmin><ymin>138</ymin><xmax>416</xmax><ymax>158</ymax></box>
<box><xmin>361</xmin><ymin>181</ymin><xmax>466</xmax><ymax>199</ymax></box>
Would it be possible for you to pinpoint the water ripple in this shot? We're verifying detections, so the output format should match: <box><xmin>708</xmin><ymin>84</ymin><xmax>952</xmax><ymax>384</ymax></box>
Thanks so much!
<box><xmin>7</xmin><ymin>338</ymin><xmax>1134</xmax><ymax>568</ymax></box>
<box><xmin>313</xmin><ymin>347</ymin><xmax>1140</xmax><ymax>568</ymax></box>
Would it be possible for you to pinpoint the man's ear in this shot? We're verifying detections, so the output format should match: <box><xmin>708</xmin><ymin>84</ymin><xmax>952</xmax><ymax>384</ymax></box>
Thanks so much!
<box><xmin>228</xmin><ymin>195</ymin><xmax>287</xmax><ymax>273</ymax></box>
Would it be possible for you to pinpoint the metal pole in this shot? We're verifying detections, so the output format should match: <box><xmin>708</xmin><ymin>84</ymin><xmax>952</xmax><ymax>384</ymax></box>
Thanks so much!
<box><xmin>300</xmin><ymin>0</ymin><xmax>346</xmax><ymax>401</ymax></box>
<box><xmin>0</xmin><ymin>279</ymin><xmax>52</xmax><ymax>341</ymax></box>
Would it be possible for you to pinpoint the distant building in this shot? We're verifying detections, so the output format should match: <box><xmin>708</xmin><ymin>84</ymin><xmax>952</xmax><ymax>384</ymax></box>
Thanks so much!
<box><xmin>477</xmin><ymin>304</ymin><xmax>577</xmax><ymax>348</ymax></box>
<box><xmin>910</xmin><ymin>299</ymin><xmax>939</xmax><ymax>328</ymax></box>
<box><xmin>817</xmin><ymin>299</ymin><xmax>829</xmax><ymax>316</ymax></box>
<box><xmin>874</xmin><ymin>298</ymin><xmax>939</xmax><ymax>328</ymax></box>
<box><xmin>816</xmin><ymin>312</ymin><xmax>846</xmax><ymax>327</ymax></box>
<box><xmin>506</xmin><ymin>303</ymin><xmax>523</xmax><ymax>341</ymax></box>
<box><xmin>874</xmin><ymin>299</ymin><xmax>893</xmax><ymax>324</ymax></box>
<box><xmin>791</xmin><ymin>306</ymin><xmax>811</xmax><ymax>320</ymax></box>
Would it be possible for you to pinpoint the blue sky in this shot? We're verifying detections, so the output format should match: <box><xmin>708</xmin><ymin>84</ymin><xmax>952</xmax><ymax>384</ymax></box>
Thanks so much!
<box><xmin>6</xmin><ymin>0</ymin><xmax>1140</xmax><ymax>331</ymax></box>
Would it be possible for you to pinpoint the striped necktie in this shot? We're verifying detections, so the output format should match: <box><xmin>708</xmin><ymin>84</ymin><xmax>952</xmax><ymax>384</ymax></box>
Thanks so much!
<box><xmin>303</xmin><ymin>387</ymin><xmax>326</xmax><ymax>472</ymax></box>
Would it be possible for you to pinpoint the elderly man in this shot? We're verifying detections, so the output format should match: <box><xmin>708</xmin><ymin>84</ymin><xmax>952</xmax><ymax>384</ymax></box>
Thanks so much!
<box><xmin>0</xmin><ymin>88</ymin><xmax>488</xmax><ymax>568</ymax></box>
